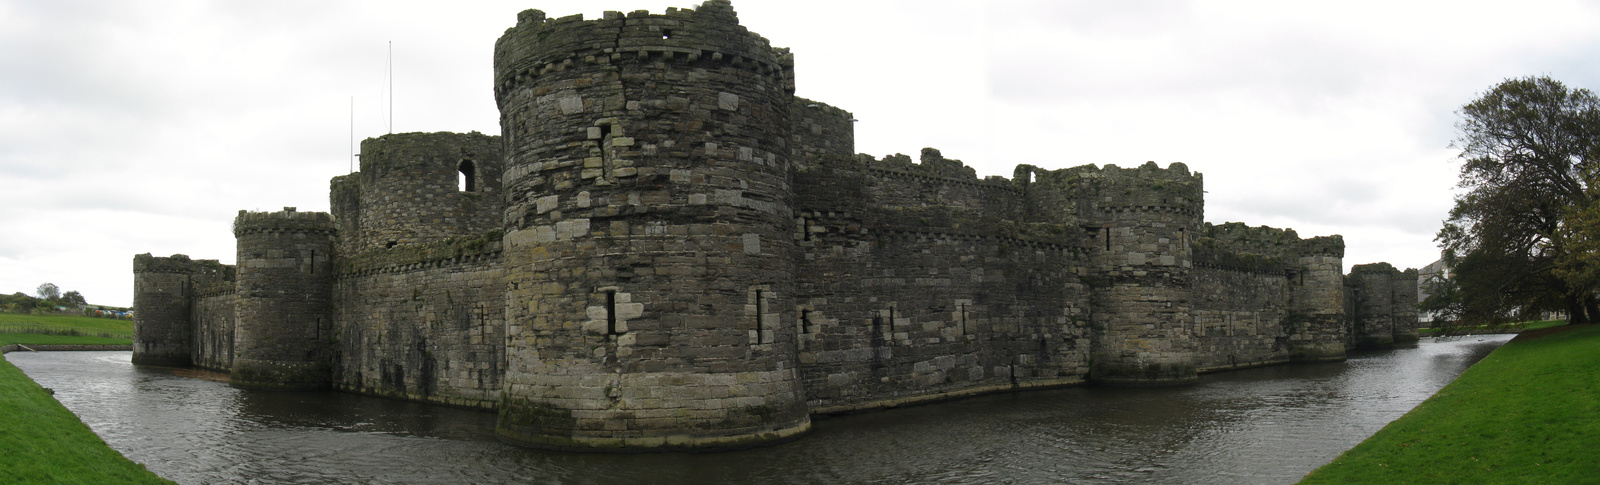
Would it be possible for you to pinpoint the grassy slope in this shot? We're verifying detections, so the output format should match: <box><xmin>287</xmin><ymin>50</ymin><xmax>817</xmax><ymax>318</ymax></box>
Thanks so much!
<box><xmin>0</xmin><ymin>355</ymin><xmax>171</xmax><ymax>484</ymax></box>
<box><xmin>1301</xmin><ymin>325</ymin><xmax>1600</xmax><ymax>483</ymax></box>
<box><xmin>0</xmin><ymin>313</ymin><xmax>134</xmax><ymax>333</ymax></box>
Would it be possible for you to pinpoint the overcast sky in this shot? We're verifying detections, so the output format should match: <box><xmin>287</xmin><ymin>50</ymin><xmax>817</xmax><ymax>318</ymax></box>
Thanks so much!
<box><xmin>5</xmin><ymin>0</ymin><xmax>1600</xmax><ymax>307</ymax></box>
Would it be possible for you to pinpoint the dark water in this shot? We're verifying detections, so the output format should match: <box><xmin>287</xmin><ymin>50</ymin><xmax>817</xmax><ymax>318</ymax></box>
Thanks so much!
<box><xmin>10</xmin><ymin>335</ymin><xmax>1510</xmax><ymax>485</ymax></box>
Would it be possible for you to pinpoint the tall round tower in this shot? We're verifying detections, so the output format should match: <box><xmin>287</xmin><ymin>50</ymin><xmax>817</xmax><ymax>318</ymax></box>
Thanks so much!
<box><xmin>1083</xmin><ymin>162</ymin><xmax>1203</xmax><ymax>385</ymax></box>
<box><xmin>493</xmin><ymin>2</ymin><xmax>809</xmax><ymax>450</ymax></box>
<box><xmin>132</xmin><ymin>253</ymin><xmax>195</xmax><ymax>367</ymax></box>
<box><xmin>230</xmin><ymin>208</ymin><xmax>337</xmax><ymax>390</ymax></box>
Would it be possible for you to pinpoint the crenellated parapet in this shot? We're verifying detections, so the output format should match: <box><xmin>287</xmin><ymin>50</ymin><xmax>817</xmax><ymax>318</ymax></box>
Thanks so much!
<box><xmin>493</xmin><ymin>1</ymin><xmax>793</xmax><ymax>105</ymax></box>
<box><xmin>233</xmin><ymin>208</ymin><xmax>336</xmax><ymax>237</ymax></box>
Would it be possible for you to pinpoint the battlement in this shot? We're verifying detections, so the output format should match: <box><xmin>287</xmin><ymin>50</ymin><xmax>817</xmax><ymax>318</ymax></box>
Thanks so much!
<box><xmin>494</xmin><ymin>1</ymin><xmax>793</xmax><ymax>102</ymax></box>
<box><xmin>233</xmin><ymin>208</ymin><xmax>335</xmax><ymax>236</ymax></box>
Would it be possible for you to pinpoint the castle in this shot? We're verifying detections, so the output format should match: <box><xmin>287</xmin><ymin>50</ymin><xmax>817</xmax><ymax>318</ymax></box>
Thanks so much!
<box><xmin>131</xmin><ymin>1</ymin><xmax>1420</xmax><ymax>452</ymax></box>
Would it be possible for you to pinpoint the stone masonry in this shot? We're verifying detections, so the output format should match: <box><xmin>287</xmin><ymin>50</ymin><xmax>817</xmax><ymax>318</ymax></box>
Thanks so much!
<box><xmin>132</xmin><ymin>1</ymin><xmax>1421</xmax><ymax>452</ymax></box>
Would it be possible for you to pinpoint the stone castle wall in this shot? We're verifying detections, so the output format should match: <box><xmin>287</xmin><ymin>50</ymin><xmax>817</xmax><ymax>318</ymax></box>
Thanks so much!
<box><xmin>131</xmin><ymin>0</ymin><xmax>1423</xmax><ymax>453</ymax></box>
<box><xmin>792</xmin><ymin>151</ymin><xmax>1089</xmax><ymax>413</ymax></box>
<box><xmin>332</xmin><ymin>236</ymin><xmax>506</xmax><ymax>409</ymax></box>
<box><xmin>191</xmin><ymin>281</ymin><xmax>236</xmax><ymax>372</ymax></box>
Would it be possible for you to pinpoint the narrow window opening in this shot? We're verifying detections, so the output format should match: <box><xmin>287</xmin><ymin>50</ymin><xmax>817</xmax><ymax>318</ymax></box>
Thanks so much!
<box><xmin>802</xmin><ymin>217</ymin><xmax>813</xmax><ymax>241</ymax></box>
<box><xmin>598</xmin><ymin>124</ymin><xmax>613</xmax><ymax>140</ymax></box>
<box><xmin>800</xmin><ymin>309</ymin><xmax>811</xmax><ymax>334</ymax></box>
<box><xmin>661</xmin><ymin>29</ymin><xmax>673</xmax><ymax>39</ymax></box>
<box><xmin>308</xmin><ymin>250</ymin><xmax>316</xmax><ymax>275</ymax></box>
<box><xmin>754</xmin><ymin>290</ymin><xmax>766</xmax><ymax>344</ymax></box>
<box><xmin>458</xmin><ymin>160</ymin><xmax>477</xmax><ymax>192</ymax></box>
<box><xmin>887</xmin><ymin>307</ymin><xmax>896</xmax><ymax>333</ymax></box>
<box><xmin>606</xmin><ymin>290</ymin><xmax>618</xmax><ymax>336</ymax></box>
<box><xmin>386</xmin><ymin>241</ymin><xmax>398</xmax><ymax>249</ymax></box>
<box><xmin>1104</xmin><ymin>227</ymin><xmax>1112</xmax><ymax>251</ymax></box>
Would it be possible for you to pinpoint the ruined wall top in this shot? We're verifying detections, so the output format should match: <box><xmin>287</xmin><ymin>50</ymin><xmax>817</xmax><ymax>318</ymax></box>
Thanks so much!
<box><xmin>1349</xmin><ymin>262</ymin><xmax>1401</xmax><ymax>275</ymax></box>
<box><xmin>233</xmin><ymin>208</ymin><xmax>336</xmax><ymax>237</ymax></box>
<box><xmin>133</xmin><ymin>253</ymin><xmax>229</xmax><ymax>276</ymax></box>
<box><xmin>493</xmin><ymin>0</ymin><xmax>794</xmax><ymax>102</ymax></box>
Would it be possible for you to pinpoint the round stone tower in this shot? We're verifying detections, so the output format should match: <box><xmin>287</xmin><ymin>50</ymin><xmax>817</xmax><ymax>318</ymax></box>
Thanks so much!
<box><xmin>132</xmin><ymin>253</ymin><xmax>195</xmax><ymax>367</ymax></box>
<box><xmin>230</xmin><ymin>208</ymin><xmax>337</xmax><ymax>390</ymax></box>
<box><xmin>1287</xmin><ymin>236</ymin><xmax>1348</xmax><ymax>362</ymax></box>
<box><xmin>493</xmin><ymin>2</ymin><xmax>810</xmax><ymax>450</ymax></box>
<box><xmin>1082</xmin><ymin>162</ymin><xmax>1203</xmax><ymax>386</ymax></box>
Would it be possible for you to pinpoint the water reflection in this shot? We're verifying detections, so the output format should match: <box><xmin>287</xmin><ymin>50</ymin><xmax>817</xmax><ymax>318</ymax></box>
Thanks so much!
<box><xmin>9</xmin><ymin>335</ymin><xmax>1511</xmax><ymax>485</ymax></box>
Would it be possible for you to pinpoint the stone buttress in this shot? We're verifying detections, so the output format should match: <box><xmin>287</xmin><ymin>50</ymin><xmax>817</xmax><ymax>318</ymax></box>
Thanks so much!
<box><xmin>229</xmin><ymin>209</ymin><xmax>337</xmax><ymax>390</ymax></box>
<box><xmin>492</xmin><ymin>1</ymin><xmax>810</xmax><ymax>450</ymax></box>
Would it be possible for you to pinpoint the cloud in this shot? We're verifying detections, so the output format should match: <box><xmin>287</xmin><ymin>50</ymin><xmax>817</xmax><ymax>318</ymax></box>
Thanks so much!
<box><xmin>6</xmin><ymin>0</ymin><xmax>1600</xmax><ymax>305</ymax></box>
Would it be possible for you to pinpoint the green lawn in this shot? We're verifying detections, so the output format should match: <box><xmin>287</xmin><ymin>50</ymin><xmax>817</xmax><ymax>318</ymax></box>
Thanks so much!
<box><xmin>0</xmin><ymin>313</ymin><xmax>133</xmax><ymax>341</ymax></box>
<box><xmin>1301</xmin><ymin>324</ymin><xmax>1600</xmax><ymax>483</ymax></box>
<box><xmin>0</xmin><ymin>313</ymin><xmax>133</xmax><ymax>332</ymax></box>
<box><xmin>0</xmin><ymin>354</ymin><xmax>171</xmax><ymax>484</ymax></box>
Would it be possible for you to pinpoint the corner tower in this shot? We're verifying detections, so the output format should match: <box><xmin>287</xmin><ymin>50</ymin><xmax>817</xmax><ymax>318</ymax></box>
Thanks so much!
<box><xmin>492</xmin><ymin>2</ymin><xmax>810</xmax><ymax>450</ymax></box>
<box><xmin>230</xmin><ymin>208</ymin><xmax>336</xmax><ymax>390</ymax></box>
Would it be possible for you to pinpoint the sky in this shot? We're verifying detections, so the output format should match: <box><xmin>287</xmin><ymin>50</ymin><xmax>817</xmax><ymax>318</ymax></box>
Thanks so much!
<box><xmin>5</xmin><ymin>0</ymin><xmax>1600</xmax><ymax>308</ymax></box>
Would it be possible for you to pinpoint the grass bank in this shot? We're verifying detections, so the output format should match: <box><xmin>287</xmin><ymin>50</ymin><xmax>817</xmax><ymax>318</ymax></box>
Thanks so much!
<box><xmin>1301</xmin><ymin>324</ymin><xmax>1600</xmax><ymax>483</ymax></box>
<box><xmin>0</xmin><ymin>352</ymin><xmax>171</xmax><ymax>484</ymax></box>
<box><xmin>0</xmin><ymin>313</ymin><xmax>134</xmax><ymax>345</ymax></box>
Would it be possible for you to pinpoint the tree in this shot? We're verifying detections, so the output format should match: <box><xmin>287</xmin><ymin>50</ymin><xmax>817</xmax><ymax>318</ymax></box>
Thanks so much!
<box><xmin>59</xmin><ymin>290</ymin><xmax>86</xmax><ymax>307</ymax></box>
<box><xmin>1438</xmin><ymin>76</ymin><xmax>1600</xmax><ymax>326</ymax></box>
<box><xmin>35</xmin><ymin>282</ymin><xmax>60</xmax><ymax>302</ymax></box>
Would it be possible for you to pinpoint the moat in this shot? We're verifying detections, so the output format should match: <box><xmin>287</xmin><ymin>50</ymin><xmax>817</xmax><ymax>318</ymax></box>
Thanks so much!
<box><xmin>14</xmin><ymin>335</ymin><xmax>1508</xmax><ymax>484</ymax></box>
